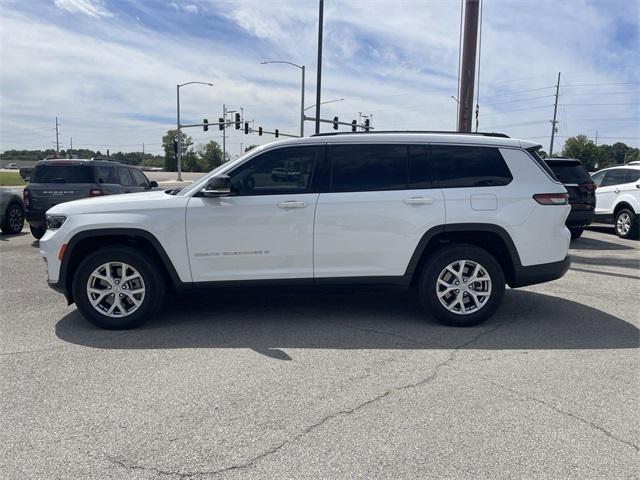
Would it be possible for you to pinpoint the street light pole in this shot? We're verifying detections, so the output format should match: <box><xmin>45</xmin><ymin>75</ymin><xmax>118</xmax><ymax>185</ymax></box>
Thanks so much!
<box><xmin>261</xmin><ymin>60</ymin><xmax>306</xmax><ymax>137</ymax></box>
<box><xmin>176</xmin><ymin>81</ymin><xmax>213</xmax><ymax>181</ymax></box>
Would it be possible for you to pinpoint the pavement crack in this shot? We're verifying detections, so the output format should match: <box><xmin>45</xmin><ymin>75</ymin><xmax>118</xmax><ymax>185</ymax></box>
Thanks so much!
<box><xmin>471</xmin><ymin>373</ymin><xmax>639</xmax><ymax>452</ymax></box>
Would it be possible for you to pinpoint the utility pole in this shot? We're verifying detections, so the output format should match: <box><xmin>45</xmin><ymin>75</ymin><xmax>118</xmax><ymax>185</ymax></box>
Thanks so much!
<box><xmin>594</xmin><ymin>131</ymin><xmax>598</xmax><ymax>146</ymax></box>
<box><xmin>549</xmin><ymin>71</ymin><xmax>561</xmax><ymax>156</ymax></box>
<box><xmin>457</xmin><ymin>0</ymin><xmax>480</xmax><ymax>132</ymax></box>
<box><xmin>69</xmin><ymin>137</ymin><xmax>72</xmax><ymax>157</ymax></box>
<box><xmin>142</xmin><ymin>142</ymin><xmax>145</xmax><ymax>155</ymax></box>
<box><xmin>176</xmin><ymin>84</ymin><xmax>182</xmax><ymax>181</ymax></box>
<box><xmin>55</xmin><ymin>117</ymin><xmax>60</xmax><ymax>153</ymax></box>
<box><xmin>314</xmin><ymin>0</ymin><xmax>324</xmax><ymax>134</ymax></box>
<box><xmin>240</xmin><ymin>142</ymin><xmax>243</xmax><ymax>157</ymax></box>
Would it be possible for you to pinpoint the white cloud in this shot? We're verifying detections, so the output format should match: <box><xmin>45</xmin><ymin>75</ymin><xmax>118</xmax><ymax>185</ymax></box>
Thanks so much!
<box><xmin>53</xmin><ymin>0</ymin><xmax>112</xmax><ymax>18</ymax></box>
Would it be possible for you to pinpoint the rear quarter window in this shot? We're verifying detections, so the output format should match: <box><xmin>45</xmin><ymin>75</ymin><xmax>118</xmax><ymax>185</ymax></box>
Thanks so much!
<box><xmin>429</xmin><ymin>145</ymin><xmax>512</xmax><ymax>188</ymax></box>
<box><xmin>30</xmin><ymin>165</ymin><xmax>95</xmax><ymax>183</ymax></box>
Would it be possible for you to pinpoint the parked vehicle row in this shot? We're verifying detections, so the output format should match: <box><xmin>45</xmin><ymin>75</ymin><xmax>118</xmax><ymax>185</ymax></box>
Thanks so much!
<box><xmin>23</xmin><ymin>159</ymin><xmax>157</xmax><ymax>239</ymax></box>
<box><xmin>590</xmin><ymin>165</ymin><xmax>640</xmax><ymax>239</ymax></box>
<box><xmin>39</xmin><ymin>132</ymin><xmax>572</xmax><ymax>330</ymax></box>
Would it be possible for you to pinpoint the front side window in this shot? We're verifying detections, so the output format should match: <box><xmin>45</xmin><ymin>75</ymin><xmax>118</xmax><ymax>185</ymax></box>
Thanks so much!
<box><xmin>130</xmin><ymin>168</ymin><xmax>149</xmax><ymax>187</ymax></box>
<box><xmin>329</xmin><ymin>144</ymin><xmax>408</xmax><ymax>192</ymax></box>
<box><xmin>430</xmin><ymin>145</ymin><xmax>512</xmax><ymax>188</ymax></box>
<box><xmin>228</xmin><ymin>146</ymin><xmax>321</xmax><ymax>195</ymax></box>
<box><xmin>591</xmin><ymin>171</ymin><xmax>605</xmax><ymax>187</ymax></box>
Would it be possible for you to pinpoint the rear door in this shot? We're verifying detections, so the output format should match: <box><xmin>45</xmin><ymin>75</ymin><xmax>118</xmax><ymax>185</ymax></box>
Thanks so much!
<box><xmin>313</xmin><ymin>143</ymin><xmax>445</xmax><ymax>279</ymax></box>
<box><xmin>27</xmin><ymin>163</ymin><xmax>94</xmax><ymax>211</ymax></box>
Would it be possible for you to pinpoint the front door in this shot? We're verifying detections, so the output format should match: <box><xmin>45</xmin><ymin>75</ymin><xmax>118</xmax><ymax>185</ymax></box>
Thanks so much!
<box><xmin>186</xmin><ymin>145</ymin><xmax>323</xmax><ymax>282</ymax></box>
<box><xmin>595</xmin><ymin>169</ymin><xmax>627</xmax><ymax>215</ymax></box>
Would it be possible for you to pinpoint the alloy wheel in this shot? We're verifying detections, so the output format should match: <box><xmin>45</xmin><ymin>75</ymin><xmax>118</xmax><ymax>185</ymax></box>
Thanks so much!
<box><xmin>436</xmin><ymin>260</ymin><xmax>492</xmax><ymax>315</ymax></box>
<box><xmin>86</xmin><ymin>262</ymin><xmax>146</xmax><ymax>318</ymax></box>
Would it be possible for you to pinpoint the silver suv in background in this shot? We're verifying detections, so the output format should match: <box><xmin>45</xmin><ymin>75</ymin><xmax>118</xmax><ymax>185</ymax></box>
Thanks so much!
<box><xmin>24</xmin><ymin>159</ymin><xmax>158</xmax><ymax>239</ymax></box>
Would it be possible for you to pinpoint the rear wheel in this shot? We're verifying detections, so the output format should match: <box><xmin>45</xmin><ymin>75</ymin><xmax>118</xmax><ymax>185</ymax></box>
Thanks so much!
<box><xmin>72</xmin><ymin>246</ymin><xmax>166</xmax><ymax>329</ymax></box>
<box><xmin>569</xmin><ymin>228</ymin><xmax>584</xmax><ymax>240</ymax></box>
<box><xmin>29</xmin><ymin>225</ymin><xmax>46</xmax><ymax>239</ymax></box>
<box><xmin>615</xmin><ymin>208</ymin><xmax>639</xmax><ymax>239</ymax></box>
<box><xmin>1</xmin><ymin>203</ymin><xmax>24</xmax><ymax>235</ymax></box>
<box><xmin>418</xmin><ymin>244</ymin><xmax>505</xmax><ymax>327</ymax></box>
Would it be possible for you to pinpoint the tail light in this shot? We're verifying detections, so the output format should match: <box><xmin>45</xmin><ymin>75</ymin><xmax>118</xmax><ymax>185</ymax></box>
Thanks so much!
<box><xmin>23</xmin><ymin>189</ymin><xmax>29</xmax><ymax>208</ymax></box>
<box><xmin>580</xmin><ymin>182</ymin><xmax>597</xmax><ymax>191</ymax></box>
<box><xmin>533</xmin><ymin>193</ymin><xmax>569</xmax><ymax>205</ymax></box>
<box><xmin>89</xmin><ymin>188</ymin><xmax>104</xmax><ymax>197</ymax></box>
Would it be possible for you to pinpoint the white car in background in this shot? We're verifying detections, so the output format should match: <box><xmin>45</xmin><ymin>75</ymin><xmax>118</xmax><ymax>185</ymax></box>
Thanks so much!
<box><xmin>591</xmin><ymin>165</ymin><xmax>640</xmax><ymax>239</ymax></box>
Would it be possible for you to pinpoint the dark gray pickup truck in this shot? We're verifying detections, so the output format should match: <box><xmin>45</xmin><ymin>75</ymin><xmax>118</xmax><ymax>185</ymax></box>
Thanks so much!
<box><xmin>24</xmin><ymin>159</ymin><xmax>158</xmax><ymax>239</ymax></box>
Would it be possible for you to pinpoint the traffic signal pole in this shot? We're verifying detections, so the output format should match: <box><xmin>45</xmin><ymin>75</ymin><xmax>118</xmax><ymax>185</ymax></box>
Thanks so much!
<box><xmin>314</xmin><ymin>0</ymin><xmax>324</xmax><ymax>134</ymax></box>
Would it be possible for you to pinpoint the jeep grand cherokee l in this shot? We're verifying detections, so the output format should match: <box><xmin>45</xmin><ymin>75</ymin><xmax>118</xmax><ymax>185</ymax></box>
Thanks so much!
<box><xmin>40</xmin><ymin>132</ymin><xmax>571</xmax><ymax>329</ymax></box>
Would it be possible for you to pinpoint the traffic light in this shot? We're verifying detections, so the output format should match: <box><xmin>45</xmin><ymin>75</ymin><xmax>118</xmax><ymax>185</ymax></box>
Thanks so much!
<box><xmin>218</xmin><ymin>117</ymin><xmax>225</xmax><ymax>130</ymax></box>
<box><xmin>244</xmin><ymin>122</ymin><xmax>249</xmax><ymax>134</ymax></box>
<box><xmin>203</xmin><ymin>119</ymin><xmax>208</xmax><ymax>132</ymax></box>
<box><xmin>333</xmin><ymin>116</ymin><xmax>339</xmax><ymax>130</ymax></box>
<box><xmin>235</xmin><ymin>113</ymin><xmax>241</xmax><ymax>129</ymax></box>
<box><xmin>351</xmin><ymin>120</ymin><xmax>357</xmax><ymax>132</ymax></box>
<box><xmin>173</xmin><ymin>140</ymin><xmax>178</xmax><ymax>154</ymax></box>
<box><xmin>258</xmin><ymin>127</ymin><xmax>263</xmax><ymax>136</ymax></box>
<box><xmin>364</xmin><ymin>118</ymin><xmax>370</xmax><ymax>132</ymax></box>
<box><xmin>275</xmin><ymin>129</ymin><xmax>279</xmax><ymax>138</ymax></box>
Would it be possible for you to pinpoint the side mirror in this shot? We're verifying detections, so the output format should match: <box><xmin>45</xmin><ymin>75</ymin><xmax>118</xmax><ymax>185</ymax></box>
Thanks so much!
<box><xmin>201</xmin><ymin>175</ymin><xmax>231</xmax><ymax>196</ymax></box>
<box><xmin>148</xmin><ymin>181</ymin><xmax>158</xmax><ymax>189</ymax></box>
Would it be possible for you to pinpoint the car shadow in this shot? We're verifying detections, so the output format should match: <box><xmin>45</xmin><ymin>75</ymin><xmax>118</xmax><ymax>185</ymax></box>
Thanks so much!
<box><xmin>0</xmin><ymin>231</ymin><xmax>28</xmax><ymax>241</ymax></box>
<box><xmin>571</xmin><ymin>253</ymin><xmax>640</xmax><ymax>271</ymax></box>
<box><xmin>55</xmin><ymin>289</ymin><xmax>639</xmax><ymax>358</ymax></box>
<box><xmin>570</xmin><ymin>235</ymin><xmax>634</xmax><ymax>251</ymax></box>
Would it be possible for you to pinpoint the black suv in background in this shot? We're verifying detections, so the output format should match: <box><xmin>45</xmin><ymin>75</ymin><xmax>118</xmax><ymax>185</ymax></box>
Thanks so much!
<box><xmin>24</xmin><ymin>159</ymin><xmax>158</xmax><ymax>239</ymax></box>
<box><xmin>544</xmin><ymin>157</ymin><xmax>596</xmax><ymax>239</ymax></box>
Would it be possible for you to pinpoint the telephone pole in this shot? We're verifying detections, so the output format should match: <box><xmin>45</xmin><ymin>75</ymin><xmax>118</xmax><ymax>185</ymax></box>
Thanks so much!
<box><xmin>549</xmin><ymin>72</ymin><xmax>561</xmax><ymax>156</ymax></box>
<box><xmin>457</xmin><ymin>0</ymin><xmax>480</xmax><ymax>132</ymax></box>
<box><xmin>222</xmin><ymin>104</ymin><xmax>227</xmax><ymax>162</ymax></box>
<box><xmin>69</xmin><ymin>137</ymin><xmax>72</xmax><ymax>156</ymax></box>
<box><xmin>314</xmin><ymin>0</ymin><xmax>324</xmax><ymax>134</ymax></box>
<box><xmin>55</xmin><ymin>117</ymin><xmax>60</xmax><ymax>153</ymax></box>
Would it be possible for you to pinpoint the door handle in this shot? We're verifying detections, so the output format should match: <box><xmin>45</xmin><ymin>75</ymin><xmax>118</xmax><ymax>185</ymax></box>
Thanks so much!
<box><xmin>614</xmin><ymin>189</ymin><xmax>620</xmax><ymax>194</ymax></box>
<box><xmin>403</xmin><ymin>196</ymin><xmax>434</xmax><ymax>205</ymax></box>
<box><xmin>277</xmin><ymin>201</ymin><xmax>307</xmax><ymax>209</ymax></box>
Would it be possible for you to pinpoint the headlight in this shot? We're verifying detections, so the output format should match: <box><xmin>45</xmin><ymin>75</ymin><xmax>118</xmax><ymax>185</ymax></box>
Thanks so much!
<box><xmin>46</xmin><ymin>215</ymin><xmax>67</xmax><ymax>230</ymax></box>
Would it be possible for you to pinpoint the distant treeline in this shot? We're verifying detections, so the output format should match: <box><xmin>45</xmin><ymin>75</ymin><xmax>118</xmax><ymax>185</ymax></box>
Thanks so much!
<box><xmin>0</xmin><ymin>149</ymin><xmax>165</xmax><ymax>167</ymax></box>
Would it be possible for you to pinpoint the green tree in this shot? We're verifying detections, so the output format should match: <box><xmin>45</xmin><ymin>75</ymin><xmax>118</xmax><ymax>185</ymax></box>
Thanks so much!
<box><xmin>162</xmin><ymin>129</ymin><xmax>193</xmax><ymax>172</ymax></box>
<box><xmin>244</xmin><ymin>144</ymin><xmax>259</xmax><ymax>153</ymax></box>
<box><xmin>197</xmin><ymin>141</ymin><xmax>224</xmax><ymax>171</ymax></box>
<box><xmin>562</xmin><ymin>135</ymin><xmax>603</xmax><ymax>170</ymax></box>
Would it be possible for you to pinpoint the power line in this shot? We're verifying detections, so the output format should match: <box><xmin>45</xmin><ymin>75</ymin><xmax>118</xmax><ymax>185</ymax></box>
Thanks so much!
<box><xmin>482</xmin><ymin>95</ymin><xmax>556</xmax><ymax>106</ymax></box>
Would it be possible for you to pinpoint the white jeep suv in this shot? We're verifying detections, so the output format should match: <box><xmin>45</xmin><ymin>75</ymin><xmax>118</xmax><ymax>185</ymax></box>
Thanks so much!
<box><xmin>40</xmin><ymin>132</ymin><xmax>571</xmax><ymax>329</ymax></box>
<box><xmin>590</xmin><ymin>165</ymin><xmax>640</xmax><ymax>239</ymax></box>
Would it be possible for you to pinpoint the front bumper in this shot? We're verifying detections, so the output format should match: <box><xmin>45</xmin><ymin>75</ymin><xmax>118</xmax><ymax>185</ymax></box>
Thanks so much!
<box><xmin>511</xmin><ymin>255</ymin><xmax>571</xmax><ymax>288</ymax></box>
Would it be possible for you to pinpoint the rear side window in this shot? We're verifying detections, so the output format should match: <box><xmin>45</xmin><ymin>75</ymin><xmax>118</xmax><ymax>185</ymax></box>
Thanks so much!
<box><xmin>545</xmin><ymin>161</ymin><xmax>591</xmax><ymax>184</ymax></box>
<box><xmin>430</xmin><ymin>145</ymin><xmax>512</xmax><ymax>188</ymax></box>
<box><xmin>30</xmin><ymin>165</ymin><xmax>94</xmax><ymax>183</ymax></box>
<box><xmin>94</xmin><ymin>166</ymin><xmax>116</xmax><ymax>184</ymax></box>
<box><xmin>329</xmin><ymin>144</ymin><xmax>407</xmax><ymax>192</ymax></box>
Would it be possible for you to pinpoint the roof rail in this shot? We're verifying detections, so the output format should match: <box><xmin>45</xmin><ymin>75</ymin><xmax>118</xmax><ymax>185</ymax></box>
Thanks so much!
<box><xmin>311</xmin><ymin>130</ymin><xmax>510</xmax><ymax>138</ymax></box>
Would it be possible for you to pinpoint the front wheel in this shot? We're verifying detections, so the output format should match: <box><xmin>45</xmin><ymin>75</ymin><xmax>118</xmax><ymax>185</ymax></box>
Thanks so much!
<box><xmin>418</xmin><ymin>244</ymin><xmax>506</xmax><ymax>327</ymax></box>
<box><xmin>615</xmin><ymin>209</ymin><xmax>639</xmax><ymax>239</ymax></box>
<box><xmin>72</xmin><ymin>246</ymin><xmax>166</xmax><ymax>329</ymax></box>
<box><xmin>30</xmin><ymin>225</ymin><xmax>46</xmax><ymax>239</ymax></box>
<box><xmin>569</xmin><ymin>228</ymin><xmax>584</xmax><ymax>240</ymax></box>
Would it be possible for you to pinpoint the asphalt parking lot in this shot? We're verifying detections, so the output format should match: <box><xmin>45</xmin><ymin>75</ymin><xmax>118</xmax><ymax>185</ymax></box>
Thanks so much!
<box><xmin>1</xmin><ymin>227</ymin><xmax>638</xmax><ymax>479</ymax></box>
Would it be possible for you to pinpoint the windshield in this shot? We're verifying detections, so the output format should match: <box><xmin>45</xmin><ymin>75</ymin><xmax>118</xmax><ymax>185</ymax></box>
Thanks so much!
<box><xmin>30</xmin><ymin>164</ymin><xmax>95</xmax><ymax>183</ymax></box>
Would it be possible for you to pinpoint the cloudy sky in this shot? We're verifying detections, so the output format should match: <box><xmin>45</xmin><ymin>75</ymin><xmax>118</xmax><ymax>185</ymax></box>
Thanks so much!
<box><xmin>0</xmin><ymin>0</ymin><xmax>638</xmax><ymax>156</ymax></box>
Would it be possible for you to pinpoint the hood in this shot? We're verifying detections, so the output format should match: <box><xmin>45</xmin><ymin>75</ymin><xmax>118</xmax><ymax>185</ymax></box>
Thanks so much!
<box><xmin>47</xmin><ymin>189</ymin><xmax>175</xmax><ymax>215</ymax></box>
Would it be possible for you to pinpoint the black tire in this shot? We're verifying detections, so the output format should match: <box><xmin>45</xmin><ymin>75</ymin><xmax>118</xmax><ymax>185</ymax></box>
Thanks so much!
<box><xmin>569</xmin><ymin>228</ymin><xmax>584</xmax><ymax>240</ymax></box>
<box><xmin>1</xmin><ymin>202</ymin><xmax>24</xmax><ymax>235</ymax></box>
<box><xmin>72</xmin><ymin>246</ymin><xmax>166</xmax><ymax>329</ymax></box>
<box><xmin>615</xmin><ymin>208</ymin><xmax>639</xmax><ymax>240</ymax></box>
<box><xmin>418</xmin><ymin>244</ymin><xmax>506</xmax><ymax>327</ymax></box>
<box><xmin>30</xmin><ymin>225</ymin><xmax>46</xmax><ymax>239</ymax></box>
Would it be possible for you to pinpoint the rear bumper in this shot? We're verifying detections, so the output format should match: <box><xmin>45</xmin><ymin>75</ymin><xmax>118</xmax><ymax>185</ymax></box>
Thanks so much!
<box><xmin>511</xmin><ymin>255</ymin><xmax>571</xmax><ymax>288</ymax></box>
<box><xmin>25</xmin><ymin>210</ymin><xmax>46</xmax><ymax>226</ymax></box>
<box><xmin>566</xmin><ymin>209</ymin><xmax>594</xmax><ymax>228</ymax></box>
